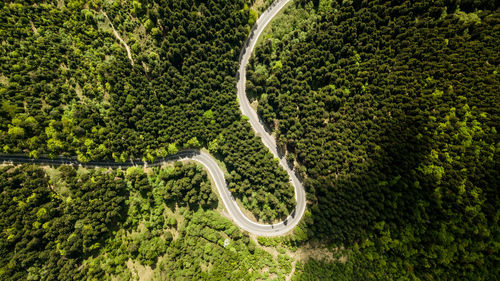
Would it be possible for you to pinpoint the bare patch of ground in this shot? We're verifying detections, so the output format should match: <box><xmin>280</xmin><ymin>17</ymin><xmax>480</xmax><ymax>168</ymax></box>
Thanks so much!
<box><xmin>60</xmin><ymin>63</ymin><xmax>69</xmax><ymax>71</ymax></box>
<box><xmin>0</xmin><ymin>164</ymin><xmax>17</xmax><ymax>173</ymax></box>
<box><xmin>259</xmin><ymin>244</ymin><xmax>279</xmax><ymax>260</ymax></box>
<box><xmin>74</xmin><ymin>82</ymin><xmax>84</xmax><ymax>100</ymax></box>
<box><xmin>101</xmin><ymin>11</ymin><xmax>134</xmax><ymax>66</ymax></box>
<box><xmin>251</xmin><ymin>0</ymin><xmax>269</xmax><ymax>14</ymax></box>
<box><xmin>286</xmin><ymin>243</ymin><xmax>347</xmax><ymax>281</ymax></box>
<box><xmin>30</xmin><ymin>20</ymin><xmax>38</xmax><ymax>35</ymax></box>
<box><xmin>259</xmin><ymin>266</ymin><xmax>270</xmax><ymax>275</ymax></box>
<box><xmin>251</xmin><ymin>0</ymin><xmax>265</xmax><ymax>10</ymax></box>
<box><xmin>293</xmin><ymin>243</ymin><xmax>346</xmax><ymax>263</ymax></box>
<box><xmin>163</xmin><ymin>206</ymin><xmax>185</xmax><ymax>240</ymax></box>
<box><xmin>250</xmin><ymin>99</ymin><xmax>259</xmax><ymax>111</ymax></box>
<box><xmin>41</xmin><ymin>166</ymin><xmax>65</xmax><ymax>194</ymax></box>
<box><xmin>125</xmin><ymin>259</ymin><xmax>154</xmax><ymax>281</ymax></box>
<box><xmin>200</xmin><ymin>262</ymin><xmax>213</xmax><ymax>272</ymax></box>
<box><xmin>103</xmin><ymin>89</ymin><xmax>110</xmax><ymax>102</ymax></box>
<box><xmin>40</xmin><ymin>98</ymin><xmax>50</xmax><ymax>111</ymax></box>
<box><xmin>253</xmin><ymin>238</ymin><xmax>348</xmax><ymax>281</ymax></box>
<box><xmin>133</xmin><ymin>23</ymin><xmax>147</xmax><ymax>49</ymax></box>
<box><xmin>0</xmin><ymin>74</ymin><xmax>8</xmax><ymax>85</ymax></box>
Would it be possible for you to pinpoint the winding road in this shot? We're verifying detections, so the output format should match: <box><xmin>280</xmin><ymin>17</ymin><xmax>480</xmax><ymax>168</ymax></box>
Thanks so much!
<box><xmin>0</xmin><ymin>0</ymin><xmax>303</xmax><ymax>237</ymax></box>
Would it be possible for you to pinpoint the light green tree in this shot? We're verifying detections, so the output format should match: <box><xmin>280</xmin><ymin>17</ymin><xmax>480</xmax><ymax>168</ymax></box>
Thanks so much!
<box><xmin>167</xmin><ymin>143</ymin><xmax>178</xmax><ymax>155</ymax></box>
<box><xmin>185</xmin><ymin>137</ymin><xmax>200</xmax><ymax>149</ymax></box>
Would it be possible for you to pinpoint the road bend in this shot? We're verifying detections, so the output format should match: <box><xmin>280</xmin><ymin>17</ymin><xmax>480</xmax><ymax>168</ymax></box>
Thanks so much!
<box><xmin>1</xmin><ymin>0</ymin><xmax>304</xmax><ymax>237</ymax></box>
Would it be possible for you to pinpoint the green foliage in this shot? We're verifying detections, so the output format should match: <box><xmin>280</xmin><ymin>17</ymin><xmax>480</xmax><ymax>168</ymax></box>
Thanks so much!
<box><xmin>154</xmin><ymin>209</ymin><xmax>290</xmax><ymax>280</ymax></box>
<box><xmin>278</xmin><ymin>254</ymin><xmax>293</xmax><ymax>275</ymax></box>
<box><xmin>0</xmin><ymin>162</ymin><xmax>293</xmax><ymax>280</ymax></box>
<box><xmin>219</xmin><ymin>120</ymin><xmax>295</xmax><ymax>221</ymax></box>
<box><xmin>258</xmin><ymin>236</ymin><xmax>279</xmax><ymax>247</ymax></box>
<box><xmin>292</xmin><ymin>259</ymin><xmax>348</xmax><ymax>281</ymax></box>
<box><xmin>156</xmin><ymin>162</ymin><xmax>217</xmax><ymax>210</ymax></box>
<box><xmin>249</xmin><ymin>0</ymin><xmax>499</xmax><ymax>279</ymax></box>
<box><xmin>0</xmin><ymin>0</ymin><xmax>248</xmax><ymax>160</ymax></box>
<box><xmin>0</xmin><ymin>165</ymin><xmax>128</xmax><ymax>280</ymax></box>
<box><xmin>167</xmin><ymin>143</ymin><xmax>178</xmax><ymax>155</ymax></box>
<box><xmin>0</xmin><ymin>0</ymin><xmax>291</xmax><ymax>222</ymax></box>
<box><xmin>248</xmin><ymin>0</ymin><xmax>276</xmax><ymax>14</ymax></box>
<box><xmin>0</xmin><ymin>161</ymin><xmax>295</xmax><ymax>280</ymax></box>
<box><xmin>248</xmin><ymin>9</ymin><xmax>258</xmax><ymax>26</ymax></box>
<box><xmin>137</xmin><ymin>236</ymin><xmax>167</xmax><ymax>266</ymax></box>
<box><xmin>185</xmin><ymin>136</ymin><xmax>201</xmax><ymax>149</ymax></box>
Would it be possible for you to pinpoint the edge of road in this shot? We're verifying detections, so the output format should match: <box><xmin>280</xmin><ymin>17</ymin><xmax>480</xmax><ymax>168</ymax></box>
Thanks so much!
<box><xmin>0</xmin><ymin>0</ymin><xmax>304</xmax><ymax>237</ymax></box>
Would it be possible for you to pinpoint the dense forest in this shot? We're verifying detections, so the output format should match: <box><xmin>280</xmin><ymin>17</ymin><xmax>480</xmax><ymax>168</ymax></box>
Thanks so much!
<box><xmin>0</xmin><ymin>0</ymin><xmax>294</xmax><ymax>221</ymax></box>
<box><xmin>248</xmin><ymin>0</ymin><xmax>499</xmax><ymax>279</ymax></box>
<box><xmin>0</xmin><ymin>164</ymin><xmax>128</xmax><ymax>280</ymax></box>
<box><xmin>0</xmin><ymin>163</ymin><xmax>300</xmax><ymax>280</ymax></box>
<box><xmin>1</xmin><ymin>0</ymin><xmax>499</xmax><ymax>279</ymax></box>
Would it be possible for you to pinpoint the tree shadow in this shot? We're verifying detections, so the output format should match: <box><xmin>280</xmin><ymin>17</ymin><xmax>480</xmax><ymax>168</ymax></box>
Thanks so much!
<box><xmin>296</xmin><ymin>95</ymin><xmax>439</xmax><ymax>248</ymax></box>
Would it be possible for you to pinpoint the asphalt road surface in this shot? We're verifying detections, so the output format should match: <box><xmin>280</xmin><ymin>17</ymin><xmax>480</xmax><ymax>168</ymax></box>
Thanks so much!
<box><xmin>0</xmin><ymin>0</ymin><xmax>303</xmax><ymax>237</ymax></box>
<box><xmin>236</xmin><ymin>0</ymin><xmax>305</xmax><ymax>236</ymax></box>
